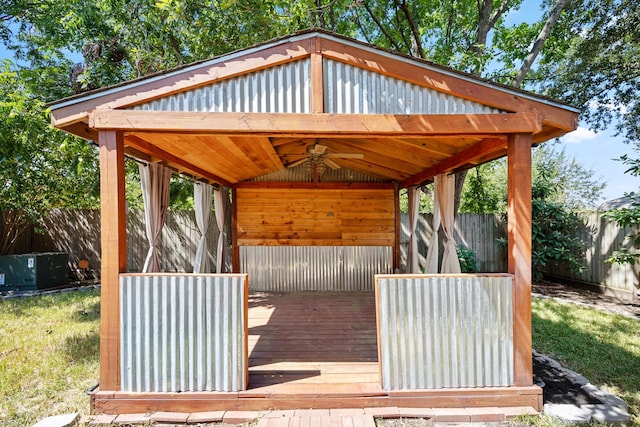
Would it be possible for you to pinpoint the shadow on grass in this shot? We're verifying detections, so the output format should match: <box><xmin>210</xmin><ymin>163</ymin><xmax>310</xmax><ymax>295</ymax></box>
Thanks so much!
<box><xmin>0</xmin><ymin>288</ymin><xmax>100</xmax><ymax>318</ymax></box>
<box><xmin>532</xmin><ymin>299</ymin><xmax>640</xmax><ymax>417</ymax></box>
<box><xmin>70</xmin><ymin>299</ymin><xmax>100</xmax><ymax>323</ymax></box>
<box><xmin>63</xmin><ymin>331</ymin><xmax>99</xmax><ymax>363</ymax></box>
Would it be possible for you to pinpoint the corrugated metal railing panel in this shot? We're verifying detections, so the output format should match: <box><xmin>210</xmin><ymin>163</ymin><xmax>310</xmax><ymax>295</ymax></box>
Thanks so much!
<box><xmin>376</xmin><ymin>275</ymin><xmax>513</xmax><ymax>390</ymax></box>
<box><xmin>132</xmin><ymin>59</ymin><xmax>311</xmax><ymax>113</ymax></box>
<box><xmin>120</xmin><ymin>274</ymin><xmax>247</xmax><ymax>392</ymax></box>
<box><xmin>324</xmin><ymin>59</ymin><xmax>504</xmax><ymax>115</ymax></box>
<box><xmin>240</xmin><ymin>246</ymin><xmax>393</xmax><ymax>292</ymax></box>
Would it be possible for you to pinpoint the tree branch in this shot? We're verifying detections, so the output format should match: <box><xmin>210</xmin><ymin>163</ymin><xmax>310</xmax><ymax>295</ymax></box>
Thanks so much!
<box><xmin>361</xmin><ymin>0</ymin><xmax>403</xmax><ymax>52</ymax></box>
<box><xmin>512</xmin><ymin>0</ymin><xmax>569</xmax><ymax>88</ymax></box>
<box><xmin>395</xmin><ymin>0</ymin><xmax>426</xmax><ymax>58</ymax></box>
<box><xmin>489</xmin><ymin>0</ymin><xmax>511</xmax><ymax>28</ymax></box>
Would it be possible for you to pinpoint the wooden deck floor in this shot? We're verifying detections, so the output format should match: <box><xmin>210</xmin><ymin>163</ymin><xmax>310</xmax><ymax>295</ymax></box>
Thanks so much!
<box><xmin>247</xmin><ymin>292</ymin><xmax>380</xmax><ymax>389</ymax></box>
<box><xmin>92</xmin><ymin>291</ymin><xmax>543</xmax><ymax>414</ymax></box>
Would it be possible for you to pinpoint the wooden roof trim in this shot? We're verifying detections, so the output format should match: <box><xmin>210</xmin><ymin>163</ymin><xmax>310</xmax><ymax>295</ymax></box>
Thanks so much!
<box><xmin>89</xmin><ymin>110</ymin><xmax>543</xmax><ymax>136</ymax></box>
<box><xmin>50</xmin><ymin>38</ymin><xmax>314</xmax><ymax>127</ymax></box>
<box><xmin>319</xmin><ymin>37</ymin><xmax>579</xmax><ymax>133</ymax></box>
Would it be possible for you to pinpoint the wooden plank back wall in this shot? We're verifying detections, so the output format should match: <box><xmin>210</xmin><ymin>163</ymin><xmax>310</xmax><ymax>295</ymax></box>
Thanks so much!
<box><xmin>236</xmin><ymin>186</ymin><xmax>396</xmax><ymax>247</ymax></box>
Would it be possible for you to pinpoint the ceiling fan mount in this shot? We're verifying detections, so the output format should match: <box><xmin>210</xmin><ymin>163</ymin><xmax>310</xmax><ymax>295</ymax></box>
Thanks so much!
<box><xmin>286</xmin><ymin>143</ymin><xmax>364</xmax><ymax>173</ymax></box>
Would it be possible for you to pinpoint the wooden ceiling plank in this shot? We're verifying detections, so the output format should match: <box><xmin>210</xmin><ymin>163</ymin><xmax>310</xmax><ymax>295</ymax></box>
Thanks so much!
<box><xmin>252</xmin><ymin>136</ymin><xmax>286</xmax><ymax>171</ymax></box>
<box><xmin>205</xmin><ymin>135</ymin><xmax>273</xmax><ymax>177</ymax></box>
<box><xmin>89</xmin><ymin>110</ymin><xmax>544</xmax><ymax>136</ymax></box>
<box><xmin>325</xmin><ymin>138</ymin><xmax>437</xmax><ymax>168</ymax></box>
<box><xmin>194</xmin><ymin>135</ymin><xmax>264</xmax><ymax>181</ymax></box>
<box><xmin>335</xmin><ymin>158</ymin><xmax>410</xmax><ymax>181</ymax></box>
<box><xmin>226</xmin><ymin>135</ymin><xmax>285</xmax><ymax>173</ymax></box>
<box><xmin>125</xmin><ymin>135</ymin><xmax>233</xmax><ymax>187</ymax></box>
<box><xmin>323</xmin><ymin>140</ymin><xmax>427</xmax><ymax>175</ymax></box>
<box><xmin>401</xmin><ymin>138</ymin><xmax>508</xmax><ymax>188</ymax></box>
<box><xmin>137</xmin><ymin>133</ymin><xmax>246</xmax><ymax>183</ymax></box>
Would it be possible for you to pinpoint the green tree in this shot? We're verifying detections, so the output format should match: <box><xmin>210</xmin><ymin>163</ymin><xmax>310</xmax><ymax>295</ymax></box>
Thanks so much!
<box><xmin>531</xmin><ymin>172</ymin><xmax>586</xmax><ymax>281</ymax></box>
<box><xmin>543</xmin><ymin>0</ymin><xmax>640</xmax><ymax>144</ymax></box>
<box><xmin>0</xmin><ymin>61</ymin><xmax>99</xmax><ymax>254</ymax></box>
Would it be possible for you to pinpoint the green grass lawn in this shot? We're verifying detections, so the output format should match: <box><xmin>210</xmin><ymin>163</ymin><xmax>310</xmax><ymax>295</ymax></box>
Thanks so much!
<box><xmin>532</xmin><ymin>297</ymin><xmax>640</xmax><ymax>426</ymax></box>
<box><xmin>0</xmin><ymin>288</ymin><xmax>638</xmax><ymax>426</ymax></box>
<box><xmin>0</xmin><ymin>288</ymin><xmax>100</xmax><ymax>427</ymax></box>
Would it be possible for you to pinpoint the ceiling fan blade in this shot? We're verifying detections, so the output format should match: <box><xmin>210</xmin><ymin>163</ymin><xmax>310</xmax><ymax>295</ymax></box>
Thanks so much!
<box><xmin>325</xmin><ymin>153</ymin><xmax>364</xmax><ymax>159</ymax></box>
<box><xmin>313</xmin><ymin>144</ymin><xmax>328</xmax><ymax>154</ymax></box>
<box><xmin>287</xmin><ymin>158</ymin><xmax>310</xmax><ymax>168</ymax></box>
<box><xmin>324</xmin><ymin>158</ymin><xmax>341</xmax><ymax>170</ymax></box>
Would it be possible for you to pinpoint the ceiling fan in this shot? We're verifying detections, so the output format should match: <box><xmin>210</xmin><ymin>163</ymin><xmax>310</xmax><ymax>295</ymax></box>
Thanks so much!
<box><xmin>286</xmin><ymin>143</ymin><xmax>364</xmax><ymax>171</ymax></box>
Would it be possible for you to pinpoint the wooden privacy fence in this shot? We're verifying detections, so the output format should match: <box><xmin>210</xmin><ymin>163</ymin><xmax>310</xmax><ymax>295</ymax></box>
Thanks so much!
<box><xmin>544</xmin><ymin>212</ymin><xmax>639</xmax><ymax>300</ymax></box>
<box><xmin>4</xmin><ymin>209</ymin><xmax>637</xmax><ymax>299</ymax></box>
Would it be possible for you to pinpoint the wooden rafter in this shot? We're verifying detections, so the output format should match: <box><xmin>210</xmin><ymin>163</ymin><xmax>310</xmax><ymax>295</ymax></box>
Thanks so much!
<box><xmin>401</xmin><ymin>137</ymin><xmax>507</xmax><ymax>188</ymax></box>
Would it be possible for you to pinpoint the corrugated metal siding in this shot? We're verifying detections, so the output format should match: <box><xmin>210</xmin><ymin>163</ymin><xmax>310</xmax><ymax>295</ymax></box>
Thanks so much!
<box><xmin>120</xmin><ymin>274</ymin><xmax>247</xmax><ymax>392</ymax></box>
<box><xmin>324</xmin><ymin>59</ymin><xmax>504</xmax><ymax>115</ymax></box>
<box><xmin>240</xmin><ymin>246</ymin><xmax>393</xmax><ymax>292</ymax></box>
<box><xmin>250</xmin><ymin>164</ymin><xmax>389</xmax><ymax>183</ymax></box>
<box><xmin>376</xmin><ymin>275</ymin><xmax>513</xmax><ymax>390</ymax></box>
<box><xmin>132</xmin><ymin>59</ymin><xmax>311</xmax><ymax>113</ymax></box>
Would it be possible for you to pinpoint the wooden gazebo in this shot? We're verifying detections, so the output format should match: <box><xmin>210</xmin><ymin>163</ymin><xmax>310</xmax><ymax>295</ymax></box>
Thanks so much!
<box><xmin>49</xmin><ymin>30</ymin><xmax>578</xmax><ymax>415</ymax></box>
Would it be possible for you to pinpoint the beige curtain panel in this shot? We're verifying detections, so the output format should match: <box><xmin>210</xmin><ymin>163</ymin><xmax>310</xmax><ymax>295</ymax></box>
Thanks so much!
<box><xmin>193</xmin><ymin>181</ymin><xmax>213</xmax><ymax>273</ymax></box>
<box><xmin>214</xmin><ymin>187</ymin><xmax>230</xmax><ymax>273</ymax></box>
<box><xmin>407</xmin><ymin>186</ymin><xmax>421</xmax><ymax>273</ymax></box>
<box><xmin>139</xmin><ymin>162</ymin><xmax>172</xmax><ymax>273</ymax></box>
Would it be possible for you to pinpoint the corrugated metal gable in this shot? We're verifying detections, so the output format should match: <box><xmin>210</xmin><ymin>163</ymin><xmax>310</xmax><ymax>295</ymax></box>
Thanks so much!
<box><xmin>130</xmin><ymin>57</ymin><xmax>503</xmax><ymax>115</ymax></box>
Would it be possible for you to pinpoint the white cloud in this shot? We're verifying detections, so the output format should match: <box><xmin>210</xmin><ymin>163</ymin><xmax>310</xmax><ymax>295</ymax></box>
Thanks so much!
<box><xmin>563</xmin><ymin>127</ymin><xmax>599</xmax><ymax>144</ymax></box>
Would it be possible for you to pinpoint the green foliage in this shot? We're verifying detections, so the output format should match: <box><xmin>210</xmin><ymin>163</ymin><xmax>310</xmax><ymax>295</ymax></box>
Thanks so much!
<box><xmin>0</xmin><ymin>61</ymin><xmax>99</xmax><ymax>254</ymax></box>
<box><xmin>456</xmin><ymin>245</ymin><xmax>478</xmax><ymax>273</ymax></box>
<box><xmin>532</xmin><ymin>142</ymin><xmax>605</xmax><ymax>211</ymax></box>
<box><xmin>459</xmin><ymin>163</ymin><xmax>505</xmax><ymax>213</ymax></box>
<box><xmin>531</xmin><ymin>173</ymin><xmax>586</xmax><ymax>281</ymax></box>
<box><xmin>542</xmin><ymin>0</ymin><xmax>640</xmax><ymax>144</ymax></box>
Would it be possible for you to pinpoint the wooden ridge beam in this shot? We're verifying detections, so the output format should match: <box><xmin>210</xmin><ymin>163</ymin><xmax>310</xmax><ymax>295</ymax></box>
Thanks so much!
<box><xmin>89</xmin><ymin>110</ymin><xmax>543</xmax><ymax>137</ymax></box>
<box><xmin>401</xmin><ymin>138</ymin><xmax>507</xmax><ymax>188</ymax></box>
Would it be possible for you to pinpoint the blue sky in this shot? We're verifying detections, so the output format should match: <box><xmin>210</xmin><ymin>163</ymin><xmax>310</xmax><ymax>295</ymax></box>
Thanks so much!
<box><xmin>2</xmin><ymin>5</ymin><xmax>638</xmax><ymax>205</ymax></box>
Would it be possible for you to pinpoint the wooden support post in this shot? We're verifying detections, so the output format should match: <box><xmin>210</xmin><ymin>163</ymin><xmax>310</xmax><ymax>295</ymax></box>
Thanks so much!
<box><xmin>98</xmin><ymin>130</ymin><xmax>127</xmax><ymax>391</ymax></box>
<box><xmin>394</xmin><ymin>183</ymin><xmax>401</xmax><ymax>272</ymax></box>
<box><xmin>232</xmin><ymin>187</ymin><xmax>240</xmax><ymax>273</ymax></box>
<box><xmin>310</xmin><ymin>38</ymin><xmax>324</xmax><ymax>114</ymax></box>
<box><xmin>507</xmin><ymin>133</ymin><xmax>533</xmax><ymax>387</ymax></box>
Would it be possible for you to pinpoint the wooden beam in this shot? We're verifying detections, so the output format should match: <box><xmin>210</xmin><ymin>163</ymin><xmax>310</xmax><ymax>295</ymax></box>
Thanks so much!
<box><xmin>98</xmin><ymin>130</ymin><xmax>127</xmax><ymax>391</ymax></box>
<box><xmin>401</xmin><ymin>138</ymin><xmax>507</xmax><ymax>188</ymax></box>
<box><xmin>394</xmin><ymin>184</ymin><xmax>401</xmax><ymax>272</ymax></box>
<box><xmin>125</xmin><ymin>135</ymin><xmax>234</xmax><ymax>187</ymax></box>
<box><xmin>89</xmin><ymin>110</ymin><xmax>543</xmax><ymax>137</ymax></box>
<box><xmin>232</xmin><ymin>187</ymin><xmax>240</xmax><ymax>273</ymax></box>
<box><xmin>507</xmin><ymin>133</ymin><xmax>533</xmax><ymax>387</ymax></box>
<box><xmin>310</xmin><ymin>38</ymin><xmax>324</xmax><ymax>114</ymax></box>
